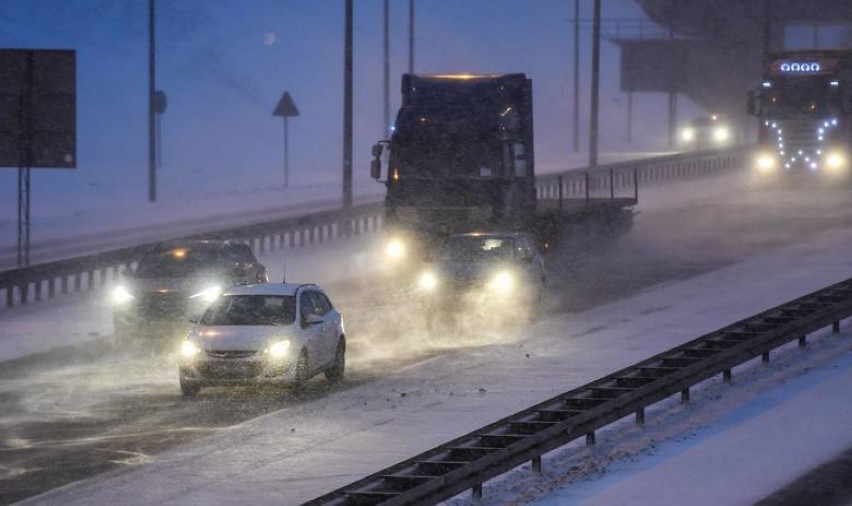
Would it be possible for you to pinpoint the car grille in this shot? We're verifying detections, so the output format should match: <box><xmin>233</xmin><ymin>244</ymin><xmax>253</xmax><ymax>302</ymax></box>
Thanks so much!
<box><xmin>198</xmin><ymin>361</ymin><xmax>263</xmax><ymax>380</ymax></box>
<box><xmin>139</xmin><ymin>292</ymin><xmax>187</xmax><ymax>318</ymax></box>
<box><xmin>205</xmin><ymin>350</ymin><xmax>257</xmax><ymax>359</ymax></box>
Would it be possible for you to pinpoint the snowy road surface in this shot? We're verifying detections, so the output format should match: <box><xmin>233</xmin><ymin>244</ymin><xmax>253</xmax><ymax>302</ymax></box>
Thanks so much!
<box><xmin>2</xmin><ymin>171</ymin><xmax>852</xmax><ymax>504</ymax></box>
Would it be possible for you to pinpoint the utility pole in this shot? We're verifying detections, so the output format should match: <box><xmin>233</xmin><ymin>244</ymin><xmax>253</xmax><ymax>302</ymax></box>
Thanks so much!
<box><xmin>148</xmin><ymin>0</ymin><xmax>156</xmax><ymax>202</ymax></box>
<box><xmin>588</xmin><ymin>0</ymin><xmax>601</xmax><ymax>168</ymax></box>
<box><xmin>573</xmin><ymin>0</ymin><xmax>580</xmax><ymax>152</ymax></box>
<box><xmin>343</xmin><ymin>0</ymin><xmax>353</xmax><ymax>210</ymax></box>
<box><xmin>384</xmin><ymin>0</ymin><xmax>390</xmax><ymax>137</ymax></box>
<box><xmin>408</xmin><ymin>0</ymin><xmax>414</xmax><ymax>73</ymax></box>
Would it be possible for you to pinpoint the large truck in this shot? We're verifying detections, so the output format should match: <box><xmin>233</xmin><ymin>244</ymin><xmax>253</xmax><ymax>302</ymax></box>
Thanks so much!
<box><xmin>370</xmin><ymin>73</ymin><xmax>635</xmax><ymax>266</ymax></box>
<box><xmin>748</xmin><ymin>49</ymin><xmax>852</xmax><ymax>179</ymax></box>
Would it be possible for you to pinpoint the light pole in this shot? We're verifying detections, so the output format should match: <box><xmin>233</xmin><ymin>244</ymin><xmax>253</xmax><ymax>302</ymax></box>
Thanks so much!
<box><xmin>343</xmin><ymin>0</ymin><xmax>353</xmax><ymax>210</ymax></box>
<box><xmin>148</xmin><ymin>0</ymin><xmax>157</xmax><ymax>202</ymax></box>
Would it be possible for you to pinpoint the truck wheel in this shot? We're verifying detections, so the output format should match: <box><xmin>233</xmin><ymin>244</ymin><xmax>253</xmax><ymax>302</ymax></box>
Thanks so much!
<box><xmin>325</xmin><ymin>338</ymin><xmax>346</xmax><ymax>383</ymax></box>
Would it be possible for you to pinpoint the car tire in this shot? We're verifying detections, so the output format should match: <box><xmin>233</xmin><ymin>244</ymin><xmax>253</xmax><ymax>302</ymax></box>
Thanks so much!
<box><xmin>325</xmin><ymin>338</ymin><xmax>346</xmax><ymax>383</ymax></box>
<box><xmin>179</xmin><ymin>375</ymin><xmax>200</xmax><ymax>397</ymax></box>
<box><xmin>293</xmin><ymin>350</ymin><xmax>310</xmax><ymax>392</ymax></box>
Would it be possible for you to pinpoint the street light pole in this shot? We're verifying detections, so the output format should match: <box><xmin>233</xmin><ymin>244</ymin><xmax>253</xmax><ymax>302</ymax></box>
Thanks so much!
<box><xmin>384</xmin><ymin>0</ymin><xmax>390</xmax><ymax>138</ymax></box>
<box><xmin>408</xmin><ymin>0</ymin><xmax>414</xmax><ymax>73</ymax></box>
<box><xmin>148</xmin><ymin>0</ymin><xmax>157</xmax><ymax>202</ymax></box>
<box><xmin>343</xmin><ymin>0</ymin><xmax>353</xmax><ymax>210</ymax></box>
<box><xmin>588</xmin><ymin>0</ymin><xmax>601</xmax><ymax>168</ymax></box>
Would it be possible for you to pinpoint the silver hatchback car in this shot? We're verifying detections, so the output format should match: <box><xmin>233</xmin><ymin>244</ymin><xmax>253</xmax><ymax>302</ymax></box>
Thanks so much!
<box><xmin>178</xmin><ymin>283</ymin><xmax>345</xmax><ymax>396</ymax></box>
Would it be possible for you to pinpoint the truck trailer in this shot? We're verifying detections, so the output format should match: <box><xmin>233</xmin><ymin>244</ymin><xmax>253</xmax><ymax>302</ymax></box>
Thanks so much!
<box><xmin>370</xmin><ymin>73</ymin><xmax>636</xmax><ymax>267</ymax></box>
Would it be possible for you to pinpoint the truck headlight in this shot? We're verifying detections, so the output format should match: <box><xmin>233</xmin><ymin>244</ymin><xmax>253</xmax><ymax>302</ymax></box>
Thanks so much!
<box><xmin>418</xmin><ymin>271</ymin><xmax>438</xmax><ymax>291</ymax></box>
<box><xmin>385</xmin><ymin>238</ymin><xmax>406</xmax><ymax>260</ymax></box>
<box><xmin>190</xmin><ymin>285</ymin><xmax>222</xmax><ymax>303</ymax></box>
<box><xmin>180</xmin><ymin>340</ymin><xmax>200</xmax><ymax>359</ymax></box>
<box><xmin>111</xmin><ymin>285</ymin><xmax>135</xmax><ymax>305</ymax></box>
<box><xmin>267</xmin><ymin>340</ymin><xmax>291</xmax><ymax>359</ymax></box>
<box><xmin>488</xmin><ymin>271</ymin><xmax>514</xmax><ymax>294</ymax></box>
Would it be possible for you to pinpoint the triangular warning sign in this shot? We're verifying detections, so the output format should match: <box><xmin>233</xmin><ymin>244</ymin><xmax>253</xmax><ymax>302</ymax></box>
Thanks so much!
<box><xmin>273</xmin><ymin>92</ymin><xmax>300</xmax><ymax>117</ymax></box>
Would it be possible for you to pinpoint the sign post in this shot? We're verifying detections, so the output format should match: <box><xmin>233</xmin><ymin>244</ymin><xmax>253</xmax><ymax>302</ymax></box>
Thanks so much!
<box><xmin>272</xmin><ymin>91</ymin><xmax>300</xmax><ymax>188</ymax></box>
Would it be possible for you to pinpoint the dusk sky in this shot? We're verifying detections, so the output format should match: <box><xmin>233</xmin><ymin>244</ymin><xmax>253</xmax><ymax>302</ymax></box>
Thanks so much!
<box><xmin>0</xmin><ymin>0</ymin><xmax>688</xmax><ymax>221</ymax></box>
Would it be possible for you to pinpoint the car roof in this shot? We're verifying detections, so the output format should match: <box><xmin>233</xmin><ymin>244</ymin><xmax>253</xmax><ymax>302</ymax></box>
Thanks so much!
<box><xmin>152</xmin><ymin>239</ymin><xmax>237</xmax><ymax>251</ymax></box>
<box><xmin>447</xmin><ymin>231</ymin><xmax>528</xmax><ymax>240</ymax></box>
<box><xmin>220</xmin><ymin>283</ymin><xmax>319</xmax><ymax>297</ymax></box>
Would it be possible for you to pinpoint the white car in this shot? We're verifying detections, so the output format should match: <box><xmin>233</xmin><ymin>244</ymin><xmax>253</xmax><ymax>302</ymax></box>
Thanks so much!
<box><xmin>178</xmin><ymin>283</ymin><xmax>345</xmax><ymax>396</ymax></box>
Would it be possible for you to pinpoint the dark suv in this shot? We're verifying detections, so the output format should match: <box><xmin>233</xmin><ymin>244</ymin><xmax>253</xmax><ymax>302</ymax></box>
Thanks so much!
<box><xmin>415</xmin><ymin>232</ymin><xmax>546</xmax><ymax>332</ymax></box>
<box><xmin>111</xmin><ymin>239</ymin><xmax>268</xmax><ymax>342</ymax></box>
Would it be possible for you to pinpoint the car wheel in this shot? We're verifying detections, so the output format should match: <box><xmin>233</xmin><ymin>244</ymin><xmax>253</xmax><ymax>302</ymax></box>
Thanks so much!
<box><xmin>179</xmin><ymin>375</ymin><xmax>200</xmax><ymax>397</ymax></box>
<box><xmin>325</xmin><ymin>338</ymin><xmax>346</xmax><ymax>383</ymax></box>
<box><xmin>293</xmin><ymin>350</ymin><xmax>310</xmax><ymax>391</ymax></box>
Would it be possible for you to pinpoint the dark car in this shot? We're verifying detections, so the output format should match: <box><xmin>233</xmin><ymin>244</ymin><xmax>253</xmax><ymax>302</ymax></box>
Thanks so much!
<box><xmin>415</xmin><ymin>232</ymin><xmax>546</xmax><ymax>332</ymax></box>
<box><xmin>111</xmin><ymin>239</ymin><xmax>268</xmax><ymax>343</ymax></box>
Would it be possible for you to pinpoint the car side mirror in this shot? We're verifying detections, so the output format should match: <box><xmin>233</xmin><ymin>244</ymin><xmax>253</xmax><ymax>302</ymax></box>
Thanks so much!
<box><xmin>304</xmin><ymin>313</ymin><xmax>323</xmax><ymax>325</ymax></box>
<box><xmin>370</xmin><ymin>158</ymin><xmax>382</xmax><ymax>180</ymax></box>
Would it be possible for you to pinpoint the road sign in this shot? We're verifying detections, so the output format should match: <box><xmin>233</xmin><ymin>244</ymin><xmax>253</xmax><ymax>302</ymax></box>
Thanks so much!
<box><xmin>0</xmin><ymin>49</ymin><xmax>76</xmax><ymax>169</ymax></box>
<box><xmin>273</xmin><ymin>92</ymin><xmax>300</xmax><ymax>117</ymax></box>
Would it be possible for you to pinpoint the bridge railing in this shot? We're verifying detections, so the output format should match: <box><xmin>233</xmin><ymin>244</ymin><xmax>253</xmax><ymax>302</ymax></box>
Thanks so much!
<box><xmin>0</xmin><ymin>147</ymin><xmax>751</xmax><ymax>309</ymax></box>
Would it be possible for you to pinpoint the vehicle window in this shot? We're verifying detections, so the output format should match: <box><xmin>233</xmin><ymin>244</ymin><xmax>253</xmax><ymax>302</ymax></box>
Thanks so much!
<box><xmin>299</xmin><ymin>291</ymin><xmax>315</xmax><ymax>320</ymax></box>
<box><xmin>237</xmin><ymin>244</ymin><xmax>256</xmax><ymax>263</ymax></box>
<box><xmin>201</xmin><ymin>295</ymin><xmax>296</xmax><ymax>326</ymax></box>
<box><xmin>438</xmin><ymin>236</ymin><xmax>512</xmax><ymax>262</ymax></box>
<box><xmin>135</xmin><ymin>246</ymin><xmax>223</xmax><ymax>278</ymax></box>
<box><xmin>312</xmin><ymin>292</ymin><xmax>333</xmax><ymax>316</ymax></box>
<box><xmin>516</xmin><ymin>236</ymin><xmax>533</xmax><ymax>259</ymax></box>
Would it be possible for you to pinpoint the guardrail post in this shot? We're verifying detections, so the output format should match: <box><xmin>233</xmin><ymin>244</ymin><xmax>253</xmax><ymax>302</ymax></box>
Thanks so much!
<box><xmin>681</xmin><ymin>388</ymin><xmax>690</xmax><ymax>403</ymax></box>
<box><xmin>20</xmin><ymin>284</ymin><xmax>28</xmax><ymax>305</ymax></box>
<box><xmin>6</xmin><ymin>287</ymin><xmax>12</xmax><ymax>307</ymax></box>
<box><xmin>799</xmin><ymin>335</ymin><xmax>807</xmax><ymax>348</ymax></box>
<box><xmin>48</xmin><ymin>278</ymin><xmax>55</xmax><ymax>298</ymax></box>
<box><xmin>633</xmin><ymin>167</ymin><xmax>639</xmax><ymax>202</ymax></box>
<box><xmin>635</xmin><ymin>408</ymin><xmax>645</xmax><ymax>426</ymax></box>
<box><xmin>723</xmin><ymin>369</ymin><xmax>732</xmax><ymax>382</ymax></box>
<box><xmin>609</xmin><ymin>169</ymin><xmax>615</xmax><ymax>199</ymax></box>
<box><xmin>558</xmin><ymin>175</ymin><xmax>564</xmax><ymax>212</ymax></box>
<box><xmin>762</xmin><ymin>351</ymin><xmax>770</xmax><ymax>364</ymax></box>
<box><xmin>472</xmin><ymin>484</ymin><xmax>482</xmax><ymax>500</ymax></box>
<box><xmin>833</xmin><ymin>321</ymin><xmax>840</xmax><ymax>333</ymax></box>
<box><xmin>35</xmin><ymin>280</ymin><xmax>42</xmax><ymax>302</ymax></box>
<box><xmin>586</xmin><ymin>432</ymin><xmax>595</xmax><ymax>446</ymax></box>
<box><xmin>584</xmin><ymin>173</ymin><xmax>590</xmax><ymax>205</ymax></box>
<box><xmin>532</xmin><ymin>456</ymin><xmax>542</xmax><ymax>474</ymax></box>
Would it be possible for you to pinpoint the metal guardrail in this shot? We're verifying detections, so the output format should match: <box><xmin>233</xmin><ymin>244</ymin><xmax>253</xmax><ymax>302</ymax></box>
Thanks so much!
<box><xmin>304</xmin><ymin>273</ymin><xmax>851</xmax><ymax>506</ymax></box>
<box><xmin>0</xmin><ymin>147</ymin><xmax>750</xmax><ymax>308</ymax></box>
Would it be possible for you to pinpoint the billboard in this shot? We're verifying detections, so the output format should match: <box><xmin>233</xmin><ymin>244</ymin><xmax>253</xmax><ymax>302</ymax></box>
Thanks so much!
<box><xmin>618</xmin><ymin>39</ymin><xmax>691</xmax><ymax>93</ymax></box>
<box><xmin>0</xmin><ymin>49</ymin><xmax>76</xmax><ymax>168</ymax></box>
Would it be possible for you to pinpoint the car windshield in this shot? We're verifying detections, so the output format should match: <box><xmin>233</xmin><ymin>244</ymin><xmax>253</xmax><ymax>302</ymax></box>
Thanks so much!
<box><xmin>135</xmin><ymin>246</ymin><xmax>224</xmax><ymax>278</ymax></box>
<box><xmin>437</xmin><ymin>236</ymin><xmax>513</xmax><ymax>262</ymax></box>
<box><xmin>201</xmin><ymin>295</ymin><xmax>296</xmax><ymax>326</ymax></box>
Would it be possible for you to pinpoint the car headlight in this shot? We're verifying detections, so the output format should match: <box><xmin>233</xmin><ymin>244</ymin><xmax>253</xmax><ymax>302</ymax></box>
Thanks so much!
<box><xmin>713</xmin><ymin>126</ymin><xmax>730</xmax><ymax>143</ymax></box>
<box><xmin>755</xmin><ymin>152</ymin><xmax>777</xmax><ymax>175</ymax></box>
<box><xmin>267</xmin><ymin>340</ymin><xmax>291</xmax><ymax>359</ymax></box>
<box><xmin>418</xmin><ymin>271</ymin><xmax>438</xmax><ymax>291</ymax></box>
<box><xmin>180</xmin><ymin>340</ymin><xmax>200</xmax><ymax>358</ymax></box>
<box><xmin>190</xmin><ymin>285</ymin><xmax>222</xmax><ymax>303</ymax></box>
<box><xmin>385</xmin><ymin>238</ymin><xmax>406</xmax><ymax>260</ymax></box>
<box><xmin>825</xmin><ymin>151</ymin><xmax>846</xmax><ymax>173</ymax></box>
<box><xmin>488</xmin><ymin>270</ymin><xmax>514</xmax><ymax>294</ymax></box>
<box><xmin>111</xmin><ymin>285</ymin><xmax>135</xmax><ymax>305</ymax></box>
<box><xmin>680</xmin><ymin>128</ymin><xmax>695</xmax><ymax>142</ymax></box>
